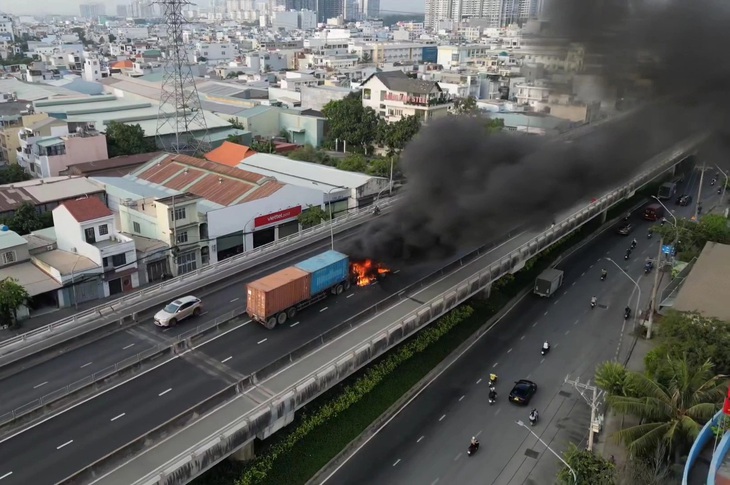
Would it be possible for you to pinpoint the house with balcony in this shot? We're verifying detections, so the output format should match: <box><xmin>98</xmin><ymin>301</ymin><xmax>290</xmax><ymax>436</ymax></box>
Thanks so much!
<box><xmin>18</xmin><ymin>123</ymin><xmax>108</xmax><ymax>178</ymax></box>
<box><xmin>0</xmin><ymin>113</ymin><xmax>50</xmax><ymax>166</ymax></box>
<box><xmin>359</xmin><ymin>70</ymin><xmax>453</xmax><ymax>123</ymax></box>
<box><xmin>52</xmin><ymin>196</ymin><xmax>139</xmax><ymax>298</ymax></box>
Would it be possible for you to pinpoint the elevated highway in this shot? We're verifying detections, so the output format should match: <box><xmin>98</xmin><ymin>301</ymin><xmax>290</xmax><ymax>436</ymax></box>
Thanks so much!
<box><xmin>13</xmin><ymin>134</ymin><xmax>702</xmax><ymax>485</ymax></box>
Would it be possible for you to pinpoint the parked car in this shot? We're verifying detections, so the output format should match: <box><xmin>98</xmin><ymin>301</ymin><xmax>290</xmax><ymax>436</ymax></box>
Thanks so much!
<box><xmin>509</xmin><ymin>379</ymin><xmax>538</xmax><ymax>405</ymax></box>
<box><xmin>616</xmin><ymin>223</ymin><xmax>633</xmax><ymax>236</ymax></box>
<box><xmin>676</xmin><ymin>194</ymin><xmax>692</xmax><ymax>206</ymax></box>
<box><xmin>154</xmin><ymin>295</ymin><xmax>203</xmax><ymax>327</ymax></box>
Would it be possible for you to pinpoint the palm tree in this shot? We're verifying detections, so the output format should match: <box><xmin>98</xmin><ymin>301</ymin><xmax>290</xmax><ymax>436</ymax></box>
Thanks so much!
<box><xmin>607</xmin><ymin>356</ymin><xmax>725</xmax><ymax>462</ymax></box>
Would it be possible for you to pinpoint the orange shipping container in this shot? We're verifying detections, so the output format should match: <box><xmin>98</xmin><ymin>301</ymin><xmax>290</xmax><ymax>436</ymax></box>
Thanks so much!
<box><xmin>246</xmin><ymin>267</ymin><xmax>311</xmax><ymax>322</ymax></box>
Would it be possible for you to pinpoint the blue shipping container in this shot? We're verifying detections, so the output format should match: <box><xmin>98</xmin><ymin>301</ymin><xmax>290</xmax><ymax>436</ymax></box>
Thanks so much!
<box><xmin>295</xmin><ymin>250</ymin><xmax>350</xmax><ymax>296</ymax></box>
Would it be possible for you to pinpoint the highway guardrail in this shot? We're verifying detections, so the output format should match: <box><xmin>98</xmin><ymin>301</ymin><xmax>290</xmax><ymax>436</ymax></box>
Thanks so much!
<box><xmin>58</xmin><ymin>133</ymin><xmax>708</xmax><ymax>485</ymax></box>
<box><xmin>0</xmin><ymin>197</ymin><xmax>400</xmax><ymax>367</ymax></box>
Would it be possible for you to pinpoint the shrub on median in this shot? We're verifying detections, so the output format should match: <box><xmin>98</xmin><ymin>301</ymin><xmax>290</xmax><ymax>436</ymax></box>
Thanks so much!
<box><xmin>234</xmin><ymin>305</ymin><xmax>475</xmax><ymax>485</ymax></box>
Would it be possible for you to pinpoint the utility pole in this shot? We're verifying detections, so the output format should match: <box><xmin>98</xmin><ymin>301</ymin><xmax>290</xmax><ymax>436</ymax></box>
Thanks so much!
<box><xmin>565</xmin><ymin>375</ymin><xmax>604</xmax><ymax>451</ymax></box>
<box><xmin>695</xmin><ymin>162</ymin><xmax>706</xmax><ymax>220</ymax></box>
<box><xmin>646</xmin><ymin>236</ymin><xmax>663</xmax><ymax>339</ymax></box>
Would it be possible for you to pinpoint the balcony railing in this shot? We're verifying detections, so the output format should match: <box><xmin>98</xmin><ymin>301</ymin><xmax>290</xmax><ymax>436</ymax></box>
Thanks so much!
<box><xmin>384</xmin><ymin>92</ymin><xmax>454</xmax><ymax>107</ymax></box>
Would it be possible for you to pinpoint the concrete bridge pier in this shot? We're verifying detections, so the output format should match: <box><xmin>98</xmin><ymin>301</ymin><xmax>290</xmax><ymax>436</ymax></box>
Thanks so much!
<box><xmin>599</xmin><ymin>210</ymin><xmax>608</xmax><ymax>224</ymax></box>
<box><xmin>475</xmin><ymin>283</ymin><xmax>492</xmax><ymax>300</ymax></box>
<box><xmin>230</xmin><ymin>438</ymin><xmax>256</xmax><ymax>462</ymax></box>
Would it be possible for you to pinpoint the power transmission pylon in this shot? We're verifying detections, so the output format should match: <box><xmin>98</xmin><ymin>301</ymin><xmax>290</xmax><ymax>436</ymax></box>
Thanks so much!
<box><xmin>155</xmin><ymin>0</ymin><xmax>210</xmax><ymax>155</ymax></box>
<box><xmin>564</xmin><ymin>374</ymin><xmax>604</xmax><ymax>451</ymax></box>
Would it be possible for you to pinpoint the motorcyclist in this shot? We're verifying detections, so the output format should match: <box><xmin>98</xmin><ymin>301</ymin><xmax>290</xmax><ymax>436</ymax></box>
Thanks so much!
<box><xmin>372</xmin><ymin>205</ymin><xmax>381</xmax><ymax>215</ymax></box>
<box><xmin>489</xmin><ymin>373</ymin><xmax>498</xmax><ymax>384</ymax></box>
<box><xmin>631</xmin><ymin>238</ymin><xmax>637</xmax><ymax>247</ymax></box>
<box><xmin>471</xmin><ymin>436</ymin><xmax>479</xmax><ymax>447</ymax></box>
<box><xmin>488</xmin><ymin>388</ymin><xmax>497</xmax><ymax>401</ymax></box>
<box><xmin>542</xmin><ymin>341</ymin><xmax>550</xmax><ymax>351</ymax></box>
<box><xmin>625</xmin><ymin>306</ymin><xmax>631</xmax><ymax>317</ymax></box>
<box><xmin>591</xmin><ymin>296</ymin><xmax>597</xmax><ymax>306</ymax></box>
<box><xmin>529</xmin><ymin>409</ymin><xmax>539</xmax><ymax>422</ymax></box>
<box><xmin>601</xmin><ymin>268</ymin><xmax>607</xmax><ymax>278</ymax></box>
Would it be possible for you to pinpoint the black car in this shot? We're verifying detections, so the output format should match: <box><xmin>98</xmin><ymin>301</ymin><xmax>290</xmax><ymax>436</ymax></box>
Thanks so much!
<box><xmin>676</xmin><ymin>194</ymin><xmax>692</xmax><ymax>206</ymax></box>
<box><xmin>616</xmin><ymin>223</ymin><xmax>633</xmax><ymax>236</ymax></box>
<box><xmin>509</xmin><ymin>379</ymin><xmax>538</xmax><ymax>405</ymax></box>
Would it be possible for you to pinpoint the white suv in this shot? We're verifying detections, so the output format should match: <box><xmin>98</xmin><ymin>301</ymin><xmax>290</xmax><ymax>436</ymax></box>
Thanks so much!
<box><xmin>154</xmin><ymin>295</ymin><xmax>203</xmax><ymax>327</ymax></box>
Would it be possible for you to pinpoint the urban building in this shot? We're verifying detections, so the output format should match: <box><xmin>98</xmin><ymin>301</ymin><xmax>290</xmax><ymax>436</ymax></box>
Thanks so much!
<box><xmin>79</xmin><ymin>3</ymin><xmax>107</xmax><ymax>18</ymax></box>
<box><xmin>52</xmin><ymin>196</ymin><xmax>139</xmax><ymax>299</ymax></box>
<box><xmin>0</xmin><ymin>113</ymin><xmax>49</xmax><ymax>166</ymax></box>
<box><xmin>359</xmin><ymin>70</ymin><xmax>454</xmax><ymax>123</ymax></box>
<box><xmin>0</xmin><ymin>176</ymin><xmax>106</xmax><ymax>220</ymax></box>
<box><xmin>0</xmin><ymin>14</ymin><xmax>14</xmax><ymax>43</ymax></box>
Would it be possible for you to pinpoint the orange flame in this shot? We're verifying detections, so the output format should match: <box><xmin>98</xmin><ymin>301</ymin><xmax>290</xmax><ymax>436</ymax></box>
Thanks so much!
<box><xmin>351</xmin><ymin>259</ymin><xmax>391</xmax><ymax>286</ymax></box>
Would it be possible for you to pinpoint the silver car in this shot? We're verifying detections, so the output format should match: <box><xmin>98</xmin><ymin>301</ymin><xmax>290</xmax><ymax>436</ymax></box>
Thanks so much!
<box><xmin>154</xmin><ymin>295</ymin><xmax>203</xmax><ymax>327</ymax></box>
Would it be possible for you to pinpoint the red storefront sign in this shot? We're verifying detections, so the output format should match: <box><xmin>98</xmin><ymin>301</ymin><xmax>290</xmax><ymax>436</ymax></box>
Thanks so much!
<box><xmin>254</xmin><ymin>206</ymin><xmax>302</xmax><ymax>228</ymax></box>
<box><xmin>724</xmin><ymin>386</ymin><xmax>730</xmax><ymax>415</ymax></box>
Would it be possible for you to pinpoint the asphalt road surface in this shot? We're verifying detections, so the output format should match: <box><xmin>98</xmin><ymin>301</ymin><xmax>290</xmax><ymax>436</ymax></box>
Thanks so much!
<box><xmin>0</xmin><ymin>224</ymin><xmax>449</xmax><ymax>418</ymax></box>
<box><xmin>320</xmin><ymin>173</ymin><xmax>713</xmax><ymax>485</ymax></box>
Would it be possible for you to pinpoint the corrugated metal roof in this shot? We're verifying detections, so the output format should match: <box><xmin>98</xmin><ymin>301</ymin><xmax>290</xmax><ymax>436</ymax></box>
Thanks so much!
<box><xmin>33</xmin><ymin>249</ymin><xmax>99</xmax><ymax>276</ymax></box>
<box><xmin>205</xmin><ymin>141</ymin><xmax>256</xmax><ymax>167</ymax></box>
<box><xmin>187</xmin><ymin>174</ymin><xmax>255</xmax><ymax>206</ymax></box>
<box><xmin>198</xmin><ymin>83</ymin><xmax>247</xmax><ymax>97</ymax></box>
<box><xmin>240</xmin><ymin>181</ymin><xmax>284</xmax><ymax>202</ymax></box>
<box><xmin>164</xmin><ymin>168</ymin><xmax>207</xmax><ymax>190</ymax></box>
<box><xmin>236</xmin><ymin>105</ymin><xmax>276</xmax><ymax>118</ymax></box>
<box><xmin>0</xmin><ymin>185</ymin><xmax>39</xmax><ymax>214</ymax></box>
<box><xmin>93</xmin><ymin>176</ymin><xmax>180</xmax><ymax>199</ymax></box>
<box><xmin>0</xmin><ymin>261</ymin><xmax>62</xmax><ymax>296</ymax></box>
<box><xmin>14</xmin><ymin>177</ymin><xmax>105</xmax><ymax>204</ymax></box>
<box><xmin>0</xmin><ymin>78</ymin><xmax>81</xmax><ymax>101</ymax></box>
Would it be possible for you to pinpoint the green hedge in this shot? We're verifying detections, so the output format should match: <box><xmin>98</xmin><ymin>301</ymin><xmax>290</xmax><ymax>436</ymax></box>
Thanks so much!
<box><xmin>235</xmin><ymin>305</ymin><xmax>475</xmax><ymax>485</ymax></box>
<box><xmin>194</xmin><ymin>196</ymin><xmax>629</xmax><ymax>485</ymax></box>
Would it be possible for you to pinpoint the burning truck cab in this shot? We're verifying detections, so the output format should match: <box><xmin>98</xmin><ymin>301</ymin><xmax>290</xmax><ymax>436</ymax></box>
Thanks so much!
<box><xmin>245</xmin><ymin>251</ymin><xmax>392</xmax><ymax>329</ymax></box>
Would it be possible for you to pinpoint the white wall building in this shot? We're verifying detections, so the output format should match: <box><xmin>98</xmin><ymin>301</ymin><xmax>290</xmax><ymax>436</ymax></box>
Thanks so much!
<box><xmin>197</xmin><ymin>42</ymin><xmax>236</xmax><ymax>61</ymax></box>
<box><xmin>52</xmin><ymin>197</ymin><xmax>140</xmax><ymax>298</ymax></box>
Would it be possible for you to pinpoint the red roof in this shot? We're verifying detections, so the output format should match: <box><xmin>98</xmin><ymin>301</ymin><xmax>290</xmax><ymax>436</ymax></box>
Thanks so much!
<box><xmin>61</xmin><ymin>197</ymin><xmax>113</xmax><ymax>222</ymax></box>
<box><xmin>204</xmin><ymin>141</ymin><xmax>257</xmax><ymax>167</ymax></box>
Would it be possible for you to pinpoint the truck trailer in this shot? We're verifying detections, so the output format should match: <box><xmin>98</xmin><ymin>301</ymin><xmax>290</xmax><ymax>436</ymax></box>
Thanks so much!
<box><xmin>246</xmin><ymin>250</ymin><xmax>351</xmax><ymax>329</ymax></box>
<box><xmin>533</xmin><ymin>268</ymin><xmax>564</xmax><ymax>298</ymax></box>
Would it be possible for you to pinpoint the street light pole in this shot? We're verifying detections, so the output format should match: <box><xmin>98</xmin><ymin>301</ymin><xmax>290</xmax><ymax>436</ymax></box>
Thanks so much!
<box><xmin>651</xmin><ymin>195</ymin><xmax>679</xmax><ymax>245</ymax></box>
<box><xmin>716</xmin><ymin>165</ymin><xmax>728</xmax><ymax>206</ymax></box>
<box><xmin>327</xmin><ymin>187</ymin><xmax>338</xmax><ymax>251</ymax></box>
<box><xmin>646</xmin><ymin>236</ymin><xmax>663</xmax><ymax>339</ymax></box>
<box><xmin>71</xmin><ymin>256</ymin><xmax>80</xmax><ymax>310</ymax></box>
<box><xmin>605</xmin><ymin>257</ymin><xmax>641</xmax><ymax>333</ymax></box>
<box><xmin>515</xmin><ymin>420</ymin><xmax>578</xmax><ymax>484</ymax></box>
<box><xmin>695</xmin><ymin>162</ymin><xmax>706</xmax><ymax>220</ymax></box>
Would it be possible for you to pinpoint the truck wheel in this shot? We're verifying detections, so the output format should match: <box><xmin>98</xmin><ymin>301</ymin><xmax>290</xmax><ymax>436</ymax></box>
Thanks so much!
<box><xmin>264</xmin><ymin>317</ymin><xmax>277</xmax><ymax>330</ymax></box>
<box><xmin>287</xmin><ymin>307</ymin><xmax>297</xmax><ymax>319</ymax></box>
<box><xmin>344</xmin><ymin>280</ymin><xmax>351</xmax><ymax>290</ymax></box>
<box><xmin>277</xmin><ymin>312</ymin><xmax>288</xmax><ymax>325</ymax></box>
<box><xmin>335</xmin><ymin>284</ymin><xmax>344</xmax><ymax>295</ymax></box>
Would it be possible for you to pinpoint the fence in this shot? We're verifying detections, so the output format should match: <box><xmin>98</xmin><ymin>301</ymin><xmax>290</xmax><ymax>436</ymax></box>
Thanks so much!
<box><xmin>0</xmin><ymin>196</ymin><xmax>400</xmax><ymax>356</ymax></box>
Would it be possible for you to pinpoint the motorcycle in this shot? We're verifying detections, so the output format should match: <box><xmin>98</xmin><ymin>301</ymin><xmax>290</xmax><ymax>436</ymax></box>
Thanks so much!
<box><xmin>489</xmin><ymin>391</ymin><xmax>497</xmax><ymax>405</ymax></box>
<box><xmin>624</xmin><ymin>253</ymin><xmax>630</xmax><ymax>260</ymax></box>
<box><xmin>529</xmin><ymin>412</ymin><xmax>539</xmax><ymax>426</ymax></box>
<box><xmin>600</xmin><ymin>272</ymin><xmax>607</xmax><ymax>281</ymax></box>
<box><xmin>624</xmin><ymin>308</ymin><xmax>632</xmax><ymax>320</ymax></box>
<box><xmin>647</xmin><ymin>231</ymin><xmax>653</xmax><ymax>239</ymax></box>
<box><xmin>541</xmin><ymin>345</ymin><xmax>550</xmax><ymax>356</ymax></box>
<box><xmin>489</xmin><ymin>374</ymin><xmax>498</xmax><ymax>385</ymax></box>
<box><xmin>590</xmin><ymin>300</ymin><xmax>596</xmax><ymax>309</ymax></box>
<box><xmin>631</xmin><ymin>240</ymin><xmax>637</xmax><ymax>249</ymax></box>
<box><xmin>372</xmin><ymin>206</ymin><xmax>381</xmax><ymax>216</ymax></box>
<box><xmin>719</xmin><ymin>188</ymin><xmax>723</xmax><ymax>195</ymax></box>
<box><xmin>467</xmin><ymin>442</ymin><xmax>480</xmax><ymax>456</ymax></box>
<box><xmin>644</xmin><ymin>262</ymin><xmax>653</xmax><ymax>274</ymax></box>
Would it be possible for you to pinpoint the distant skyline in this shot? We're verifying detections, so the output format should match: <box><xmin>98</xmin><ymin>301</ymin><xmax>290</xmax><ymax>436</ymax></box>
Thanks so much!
<box><xmin>3</xmin><ymin>0</ymin><xmax>423</xmax><ymax>17</ymax></box>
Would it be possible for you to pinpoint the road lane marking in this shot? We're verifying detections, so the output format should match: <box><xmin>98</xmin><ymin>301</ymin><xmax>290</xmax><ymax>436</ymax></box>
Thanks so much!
<box><xmin>553</xmin><ymin>300</ymin><xmax>559</xmax><ymax>305</ymax></box>
<box><xmin>158</xmin><ymin>388</ymin><xmax>172</xmax><ymax>397</ymax></box>
<box><xmin>532</xmin><ymin>322</ymin><xmax>538</xmax><ymax>327</ymax></box>
<box><xmin>346</xmin><ymin>294</ymin><xmax>354</xmax><ymax>298</ymax></box>
<box><xmin>290</xmin><ymin>322</ymin><xmax>300</xmax><ymax>327</ymax></box>
<box><xmin>459</xmin><ymin>395</ymin><xmax>465</xmax><ymax>402</ymax></box>
<box><xmin>574</xmin><ymin>320</ymin><xmax>579</xmax><ymax>325</ymax></box>
<box><xmin>495</xmin><ymin>408</ymin><xmax>501</xmax><ymax>416</ymax></box>
<box><xmin>258</xmin><ymin>338</ymin><xmax>268</xmax><ymax>345</ymax></box>
<box><xmin>33</xmin><ymin>381</ymin><xmax>48</xmax><ymax>389</ymax></box>
<box><xmin>526</xmin><ymin>374</ymin><xmax>531</xmax><ymax>379</ymax></box>
<box><xmin>543</xmin><ymin>311</ymin><xmax>548</xmax><ymax>316</ymax></box>
<box><xmin>393</xmin><ymin>269</ymin><xmax>401</xmax><ymax>274</ymax></box>
<box><xmin>565</xmin><ymin>330</ymin><xmax>570</xmax><ymax>335</ymax></box>
<box><xmin>439</xmin><ymin>414</ymin><xmax>446</xmax><ymax>421</ymax></box>
<box><xmin>555</xmin><ymin>343</ymin><xmax>559</xmax><ymax>349</ymax></box>
<box><xmin>572</xmin><ymin>281</ymin><xmax>576</xmax><ymax>286</ymax></box>
<box><xmin>80</xmin><ymin>362</ymin><xmax>93</xmax><ymax>368</ymax></box>
<box><xmin>200</xmin><ymin>311</ymin><xmax>209</xmax><ymax>316</ymax></box>
<box><xmin>476</xmin><ymin>430</ymin><xmax>482</xmax><ymax>437</ymax></box>
<box><xmin>242</xmin><ymin>321</ymin><xmax>249</xmax><ymax>326</ymax></box>
<box><xmin>431</xmin><ymin>479</ymin><xmax>440</xmax><ymax>485</ymax></box>
<box><xmin>492</xmin><ymin>362</ymin><xmax>498</xmax><ymax>368</ymax></box>
<box><xmin>221</xmin><ymin>356</ymin><xmax>233</xmax><ymax>363</ymax></box>
<box><xmin>230</xmin><ymin>297</ymin><xmax>240</xmax><ymax>302</ymax></box>
<box><xmin>581</xmin><ymin>272</ymin><xmax>586</xmax><ymax>276</ymax></box>
<box><xmin>122</xmin><ymin>343</ymin><xmax>135</xmax><ymax>350</ymax></box>
<box><xmin>320</xmin><ymin>307</ymin><xmax>329</xmax><ymax>312</ymax></box>
<box><xmin>453</xmin><ymin>453</ymin><xmax>462</xmax><ymax>461</ymax></box>
<box><xmin>393</xmin><ymin>459</ymin><xmax>401</xmax><ymax>467</ymax></box>
<box><xmin>589</xmin><ymin>264</ymin><xmax>594</xmax><ymax>268</ymax></box>
<box><xmin>111</xmin><ymin>413</ymin><xmax>125</xmax><ymax>422</ymax></box>
<box><xmin>476</xmin><ymin>378</ymin><xmax>482</xmax><ymax>384</ymax></box>
<box><xmin>507</xmin><ymin>348</ymin><xmax>512</xmax><ymax>354</ymax></box>
<box><xmin>57</xmin><ymin>440</ymin><xmax>73</xmax><ymax>450</ymax></box>
<box><xmin>540</xmin><ymin>358</ymin><xmax>545</xmax><ymax>364</ymax></box>
<box><xmin>521</xmin><ymin>335</ymin><xmax>525</xmax><ymax>340</ymax></box>
<box><xmin>417</xmin><ymin>436</ymin><xmax>425</xmax><ymax>443</ymax></box>
<box><xmin>0</xmin><ymin>472</ymin><xmax>12</xmax><ymax>480</ymax></box>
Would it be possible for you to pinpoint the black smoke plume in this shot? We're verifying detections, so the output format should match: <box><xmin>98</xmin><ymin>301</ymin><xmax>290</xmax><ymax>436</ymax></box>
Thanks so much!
<box><xmin>344</xmin><ymin>0</ymin><xmax>730</xmax><ymax>264</ymax></box>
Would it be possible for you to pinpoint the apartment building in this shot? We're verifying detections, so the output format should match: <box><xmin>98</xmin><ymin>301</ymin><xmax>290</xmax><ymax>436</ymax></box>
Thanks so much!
<box><xmin>360</xmin><ymin>70</ymin><xmax>453</xmax><ymax>123</ymax></box>
<box><xmin>0</xmin><ymin>113</ymin><xmax>49</xmax><ymax>166</ymax></box>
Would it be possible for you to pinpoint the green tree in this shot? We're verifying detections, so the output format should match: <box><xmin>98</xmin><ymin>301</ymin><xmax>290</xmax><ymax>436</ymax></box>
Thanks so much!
<box><xmin>336</xmin><ymin>153</ymin><xmax>368</xmax><ymax>173</ymax></box>
<box><xmin>98</xmin><ymin>36</ymin><xmax>106</xmax><ymax>44</ymax></box>
<box><xmin>298</xmin><ymin>204</ymin><xmax>330</xmax><ymax>228</ymax></box>
<box><xmin>8</xmin><ymin>203</ymin><xmax>45</xmax><ymax>235</ymax></box>
<box><xmin>558</xmin><ymin>444</ymin><xmax>616</xmax><ymax>485</ymax></box>
<box><xmin>359</xmin><ymin>52</ymin><xmax>372</xmax><ymax>63</ymax></box>
<box><xmin>608</xmin><ymin>356</ymin><xmax>724</xmax><ymax>461</ymax></box>
<box><xmin>250</xmin><ymin>138</ymin><xmax>274</xmax><ymax>153</ymax></box>
<box><xmin>486</xmin><ymin>118</ymin><xmax>505</xmax><ymax>133</ymax></box>
<box><xmin>108</xmin><ymin>33</ymin><xmax>116</xmax><ymax>43</ymax></box>
<box><xmin>226</xmin><ymin>134</ymin><xmax>246</xmax><ymax>144</ymax></box>
<box><xmin>451</xmin><ymin>95</ymin><xmax>479</xmax><ymax>116</ymax></box>
<box><xmin>367</xmin><ymin>156</ymin><xmax>398</xmax><ymax>178</ymax></box>
<box><xmin>105</xmin><ymin>121</ymin><xmax>156</xmax><ymax>157</ymax></box>
<box><xmin>322</xmin><ymin>92</ymin><xmax>379</xmax><ymax>153</ymax></box>
<box><xmin>288</xmin><ymin>144</ymin><xmax>334</xmax><ymax>166</ymax></box>
<box><xmin>0</xmin><ymin>164</ymin><xmax>31</xmax><ymax>185</ymax></box>
<box><xmin>0</xmin><ymin>278</ymin><xmax>30</xmax><ymax>329</ymax></box>
<box><xmin>227</xmin><ymin>117</ymin><xmax>245</xmax><ymax>130</ymax></box>
<box><xmin>377</xmin><ymin>115</ymin><xmax>421</xmax><ymax>154</ymax></box>
<box><xmin>595</xmin><ymin>360</ymin><xmax>634</xmax><ymax>398</ymax></box>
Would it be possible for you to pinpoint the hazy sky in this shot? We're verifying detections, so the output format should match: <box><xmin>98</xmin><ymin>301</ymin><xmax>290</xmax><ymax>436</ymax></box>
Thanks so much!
<box><xmin>4</xmin><ymin>0</ymin><xmax>424</xmax><ymax>17</ymax></box>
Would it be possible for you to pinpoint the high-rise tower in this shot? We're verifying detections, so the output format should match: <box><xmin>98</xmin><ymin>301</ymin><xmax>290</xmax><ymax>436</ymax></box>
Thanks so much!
<box><xmin>155</xmin><ymin>0</ymin><xmax>210</xmax><ymax>155</ymax></box>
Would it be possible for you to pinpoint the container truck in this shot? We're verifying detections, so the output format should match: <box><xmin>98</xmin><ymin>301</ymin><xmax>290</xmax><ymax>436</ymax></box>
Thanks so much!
<box><xmin>246</xmin><ymin>250</ymin><xmax>351</xmax><ymax>329</ymax></box>
<box><xmin>533</xmin><ymin>268</ymin><xmax>564</xmax><ymax>298</ymax></box>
